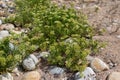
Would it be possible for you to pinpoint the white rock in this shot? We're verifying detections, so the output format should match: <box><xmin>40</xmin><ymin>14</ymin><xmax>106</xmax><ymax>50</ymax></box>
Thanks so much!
<box><xmin>116</xmin><ymin>35</ymin><xmax>120</xmax><ymax>39</ymax></box>
<box><xmin>12</xmin><ymin>67</ymin><xmax>20</xmax><ymax>76</ymax></box>
<box><xmin>0</xmin><ymin>73</ymin><xmax>13</xmax><ymax>80</ymax></box>
<box><xmin>90</xmin><ymin>58</ymin><xmax>109</xmax><ymax>72</ymax></box>
<box><xmin>29</xmin><ymin>54</ymin><xmax>39</xmax><ymax>64</ymax></box>
<box><xmin>0</xmin><ymin>20</ymin><xmax>2</xmax><ymax>25</ymax></box>
<box><xmin>65</xmin><ymin>38</ymin><xmax>73</xmax><ymax>43</ymax></box>
<box><xmin>49</xmin><ymin>67</ymin><xmax>65</xmax><ymax>75</ymax></box>
<box><xmin>38</xmin><ymin>52</ymin><xmax>50</xmax><ymax>58</ymax></box>
<box><xmin>0</xmin><ymin>30</ymin><xmax>9</xmax><ymax>38</ymax></box>
<box><xmin>74</xmin><ymin>67</ymin><xmax>96</xmax><ymax>80</ymax></box>
<box><xmin>0</xmin><ymin>24</ymin><xmax>15</xmax><ymax>30</ymax></box>
<box><xmin>22</xmin><ymin>58</ymin><xmax>36</xmax><ymax>70</ymax></box>
<box><xmin>0</xmin><ymin>36</ymin><xmax>3</xmax><ymax>40</ymax></box>
<box><xmin>22</xmin><ymin>71</ymin><xmax>41</xmax><ymax>80</ymax></box>
<box><xmin>107</xmin><ymin>72</ymin><xmax>120</xmax><ymax>80</ymax></box>
<box><xmin>9</xmin><ymin>43</ymin><xmax>14</xmax><ymax>51</ymax></box>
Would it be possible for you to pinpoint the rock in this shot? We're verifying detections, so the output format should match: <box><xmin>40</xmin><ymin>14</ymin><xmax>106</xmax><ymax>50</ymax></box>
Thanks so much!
<box><xmin>74</xmin><ymin>67</ymin><xmax>96</xmax><ymax>80</ymax></box>
<box><xmin>109</xmin><ymin>62</ymin><xmax>114</xmax><ymax>69</ymax></box>
<box><xmin>11</xmin><ymin>30</ymin><xmax>22</xmax><ymax>34</ymax></box>
<box><xmin>0</xmin><ymin>19</ymin><xmax>2</xmax><ymax>25</ymax></box>
<box><xmin>0</xmin><ymin>1</ymin><xmax>7</xmax><ymax>8</ymax></box>
<box><xmin>12</xmin><ymin>67</ymin><xmax>20</xmax><ymax>76</ymax></box>
<box><xmin>0</xmin><ymin>73</ymin><xmax>13</xmax><ymax>80</ymax></box>
<box><xmin>90</xmin><ymin>58</ymin><xmax>109</xmax><ymax>72</ymax></box>
<box><xmin>65</xmin><ymin>38</ymin><xmax>73</xmax><ymax>43</ymax></box>
<box><xmin>86</xmin><ymin>55</ymin><xmax>94</xmax><ymax>62</ymax></box>
<box><xmin>9</xmin><ymin>43</ymin><xmax>14</xmax><ymax>51</ymax></box>
<box><xmin>107</xmin><ymin>72</ymin><xmax>120</xmax><ymax>80</ymax></box>
<box><xmin>22</xmin><ymin>71</ymin><xmax>41</xmax><ymax>80</ymax></box>
<box><xmin>0</xmin><ymin>24</ymin><xmax>15</xmax><ymax>30</ymax></box>
<box><xmin>38</xmin><ymin>52</ymin><xmax>50</xmax><ymax>58</ymax></box>
<box><xmin>84</xmin><ymin>0</ymin><xmax>98</xmax><ymax>2</ymax></box>
<box><xmin>0</xmin><ymin>36</ymin><xmax>3</xmax><ymax>40</ymax></box>
<box><xmin>0</xmin><ymin>30</ymin><xmax>9</xmax><ymax>38</ymax></box>
<box><xmin>116</xmin><ymin>35</ymin><xmax>120</xmax><ymax>39</ymax></box>
<box><xmin>22</xmin><ymin>58</ymin><xmax>36</xmax><ymax>70</ymax></box>
<box><xmin>49</xmin><ymin>66</ymin><xmax>65</xmax><ymax>75</ymax></box>
<box><xmin>29</xmin><ymin>54</ymin><xmax>39</xmax><ymax>64</ymax></box>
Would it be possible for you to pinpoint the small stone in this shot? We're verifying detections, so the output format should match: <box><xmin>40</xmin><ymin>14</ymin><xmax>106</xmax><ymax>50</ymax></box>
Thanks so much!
<box><xmin>38</xmin><ymin>52</ymin><xmax>50</xmax><ymax>58</ymax></box>
<box><xmin>84</xmin><ymin>0</ymin><xmax>98</xmax><ymax>2</ymax></box>
<box><xmin>107</xmin><ymin>72</ymin><xmax>120</xmax><ymax>80</ymax></box>
<box><xmin>86</xmin><ymin>55</ymin><xmax>94</xmax><ymax>62</ymax></box>
<box><xmin>12</xmin><ymin>67</ymin><xmax>20</xmax><ymax>76</ymax></box>
<box><xmin>109</xmin><ymin>62</ymin><xmax>114</xmax><ymax>69</ymax></box>
<box><xmin>0</xmin><ymin>1</ymin><xmax>7</xmax><ymax>8</ymax></box>
<box><xmin>0</xmin><ymin>23</ymin><xmax>15</xmax><ymax>30</ymax></box>
<box><xmin>29</xmin><ymin>54</ymin><xmax>39</xmax><ymax>64</ymax></box>
<box><xmin>9</xmin><ymin>43</ymin><xmax>14</xmax><ymax>51</ymax></box>
<box><xmin>49</xmin><ymin>67</ymin><xmax>65</xmax><ymax>75</ymax></box>
<box><xmin>74</xmin><ymin>67</ymin><xmax>96</xmax><ymax>80</ymax></box>
<box><xmin>0</xmin><ymin>36</ymin><xmax>3</xmax><ymax>40</ymax></box>
<box><xmin>116</xmin><ymin>35</ymin><xmax>120</xmax><ymax>38</ymax></box>
<box><xmin>65</xmin><ymin>38</ymin><xmax>73</xmax><ymax>43</ymax></box>
<box><xmin>22</xmin><ymin>71</ymin><xmax>41</xmax><ymax>80</ymax></box>
<box><xmin>0</xmin><ymin>30</ymin><xmax>9</xmax><ymax>38</ymax></box>
<box><xmin>0</xmin><ymin>19</ymin><xmax>2</xmax><ymax>25</ymax></box>
<box><xmin>22</xmin><ymin>58</ymin><xmax>36</xmax><ymax>70</ymax></box>
<box><xmin>0</xmin><ymin>73</ymin><xmax>13</xmax><ymax>80</ymax></box>
<box><xmin>91</xmin><ymin>58</ymin><xmax>109</xmax><ymax>72</ymax></box>
<box><xmin>11</xmin><ymin>30</ymin><xmax>22</xmax><ymax>34</ymax></box>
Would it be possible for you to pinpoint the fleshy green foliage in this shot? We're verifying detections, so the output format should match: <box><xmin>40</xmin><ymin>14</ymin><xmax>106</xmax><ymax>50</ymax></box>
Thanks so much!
<box><xmin>0</xmin><ymin>38</ymin><xmax>19</xmax><ymax>73</ymax></box>
<box><xmin>0</xmin><ymin>33</ymin><xmax>36</xmax><ymax>73</ymax></box>
<box><xmin>6</xmin><ymin>0</ymin><xmax>101</xmax><ymax>72</ymax></box>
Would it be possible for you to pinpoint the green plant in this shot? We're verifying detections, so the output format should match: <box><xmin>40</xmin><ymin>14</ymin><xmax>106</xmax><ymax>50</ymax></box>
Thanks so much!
<box><xmin>6</xmin><ymin>0</ymin><xmax>101</xmax><ymax>72</ymax></box>
<box><xmin>0</xmin><ymin>33</ymin><xmax>36</xmax><ymax>74</ymax></box>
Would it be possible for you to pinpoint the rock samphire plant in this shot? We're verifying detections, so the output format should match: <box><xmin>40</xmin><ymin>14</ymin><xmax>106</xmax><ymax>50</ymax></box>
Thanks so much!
<box><xmin>0</xmin><ymin>33</ymin><xmax>36</xmax><ymax>74</ymax></box>
<box><xmin>6</xmin><ymin>0</ymin><xmax>101</xmax><ymax>72</ymax></box>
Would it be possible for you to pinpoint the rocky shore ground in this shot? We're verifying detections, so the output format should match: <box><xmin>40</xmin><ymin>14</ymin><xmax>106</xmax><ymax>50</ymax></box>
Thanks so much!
<box><xmin>0</xmin><ymin>0</ymin><xmax>120</xmax><ymax>80</ymax></box>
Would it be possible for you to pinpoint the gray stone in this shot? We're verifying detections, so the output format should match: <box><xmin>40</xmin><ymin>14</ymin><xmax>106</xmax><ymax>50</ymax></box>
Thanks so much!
<box><xmin>74</xmin><ymin>67</ymin><xmax>96</xmax><ymax>80</ymax></box>
<box><xmin>0</xmin><ymin>73</ymin><xmax>13</xmax><ymax>80</ymax></box>
<box><xmin>22</xmin><ymin>58</ymin><xmax>36</xmax><ymax>70</ymax></box>
<box><xmin>107</xmin><ymin>72</ymin><xmax>120</xmax><ymax>80</ymax></box>
<box><xmin>29</xmin><ymin>54</ymin><xmax>39</xmax><ymax>64</ymax></box>
<box><xmin>90</xmin><ymin>58</ymin><xmax>109</xmax><ymax>72</ymax></box>
<box><xmin>49</xmin><ymin>67</ymin><xmax>65</xmax><ymax>75</ymax></box>
<box><xmin>0</xmin><ymin>30</ymin><xmax>9</xmax><ymax>38</ymax></box>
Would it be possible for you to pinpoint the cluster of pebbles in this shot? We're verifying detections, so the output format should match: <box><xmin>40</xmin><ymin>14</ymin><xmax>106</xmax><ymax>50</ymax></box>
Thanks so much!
<box><xmin>0</xmin><ymin>0</ymin><xmax>15</xmax><ymax>22</ymax></box>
